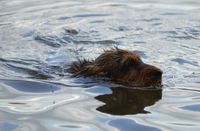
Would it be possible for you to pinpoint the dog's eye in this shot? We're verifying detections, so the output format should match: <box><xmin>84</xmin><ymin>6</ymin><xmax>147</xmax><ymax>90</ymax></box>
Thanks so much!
<box><xmin>126</xmin><ymin>59</ymin><xmax>141</xmax><ymax>68</ymax></box>
<box><xmin>120</xmin><ymin>59</ymin><xmax>139</xmax><ymax>73</ymax></box>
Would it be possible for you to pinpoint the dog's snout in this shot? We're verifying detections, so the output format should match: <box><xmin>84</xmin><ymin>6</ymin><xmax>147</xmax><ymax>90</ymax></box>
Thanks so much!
<box><xmin>152</xmin><ymin>70</ymin><xmax>162</xmax><ymax>78</ymax></box>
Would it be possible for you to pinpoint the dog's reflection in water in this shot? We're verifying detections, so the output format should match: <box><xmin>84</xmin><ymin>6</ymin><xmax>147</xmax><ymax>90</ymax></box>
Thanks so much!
<box><xmin>95</xmin><ymin>87</ymin><xmax>162</xmax><ymax>115</ymax></box>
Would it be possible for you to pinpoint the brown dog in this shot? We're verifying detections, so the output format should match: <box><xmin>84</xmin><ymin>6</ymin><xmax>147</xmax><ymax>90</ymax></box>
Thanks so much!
<box><xmin>69</xmin><ymin>48</ymin><xmax>162</xmax><ymax>87</ymax></box>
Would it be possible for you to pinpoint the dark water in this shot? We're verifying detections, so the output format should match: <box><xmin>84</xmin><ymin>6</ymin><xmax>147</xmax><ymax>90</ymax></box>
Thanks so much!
<box><xmin>0</xmin><ymin>0</ymin><xmax>200</xmax><ymax>131</ymax></box>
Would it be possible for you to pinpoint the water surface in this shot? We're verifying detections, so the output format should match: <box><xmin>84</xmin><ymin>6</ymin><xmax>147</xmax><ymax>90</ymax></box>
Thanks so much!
<box><xmin>0</xmin><ymin>0</ymin><xmax>200</xmax><ymax>131</ymax></box>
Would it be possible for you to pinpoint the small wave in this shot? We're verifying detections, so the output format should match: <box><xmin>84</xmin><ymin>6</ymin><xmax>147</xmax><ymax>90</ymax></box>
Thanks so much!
<box><xmin>72</xmin><ymin>13</ymin><xmax>111</xmax><ymax>18</ymax></box>
<box><xmin>100</xmin><ymin>3</ymin><xmax>128</xmax><ymax>7</ymax></box>
<box><xmin>6</xmin><ymin>63</ymin><xmax>54</xmax><ymax>79</ymax></box>
<box><xmin>0</xmin><ymin>58</ymin><xmax>54</xmax><ymax>79</ymax></box>
<box><xmin>171</xmin><ymin>58</ymin><xmax>199</xmax><ymax>67</ymax></box>
<box><xmin>0</xmin><ymin>58</ymin><xmax>40</xmax><ymax>66</ymax></box>
<box><xmin>108</xmin><ymin>119</ymin><xmax>161</xmax><ymax>131</ymax></box>
<box><xmin>34</xmin><ymin>34</ymin><xmax>64</xmax><ymax>48</ymax></box>
<box><xmin>161</xmin><ymin>27</ymin><xmax>200</xmax><ymax>41</ymax></box>
<box><xmin>73</xmin><ymin>40</ymin><xmax>118</xmax><ymax>45</ymax></box>
<box><xmin>34</xmin><ymin>31</ymin><xmax>118</xmax><ymax>48</ymax></box>
<box><xmin>137</xmin><ymin>18</ymin><xmax>161</xmax><ymax>22</ymax></box>
<box><xmin>40</xmin><ymin>64</ymin><xmax>70</xmax><ymax>78</ymax></box>
<box><xmin>89</xmin><ymin>20</ymin><xmax>105</xmax><ymax>23</ymax></box>
<box><xmin>57</xmin><ymin>16</ymin><xmax>70</xmax><ymax>20</ymax></box>
<box><xmin>161</xmin><ymin>12</ymin><xmax>186</xmax><ymax>16</ymax></box>
<box><xmin>128</xmin><ymin>3</ymin><xmax>200</xmax><ymax>10</ymax></box>
<box><xmin>0</xmin><ymin>79</ymin><xmax>60</xmax><ymax>93</ymax></box>
<box><xmin>181</xmin><ymin>104</ymin><xmax>200</xmax><ymax>112</ymax></box>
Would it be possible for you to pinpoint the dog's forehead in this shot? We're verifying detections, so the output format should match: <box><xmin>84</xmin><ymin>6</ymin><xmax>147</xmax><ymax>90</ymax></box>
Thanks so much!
<box><xmin>125</xmin><ymin>51</ymin><xmax>141</xmax><ymax>60</ymax></box>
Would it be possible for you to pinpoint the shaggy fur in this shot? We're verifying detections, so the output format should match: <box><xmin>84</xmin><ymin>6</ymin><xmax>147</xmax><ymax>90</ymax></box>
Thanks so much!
<box><xmin>69</xmin><ymin>48</ymin><xmax>162</xmax><ymax>87</ymax></box>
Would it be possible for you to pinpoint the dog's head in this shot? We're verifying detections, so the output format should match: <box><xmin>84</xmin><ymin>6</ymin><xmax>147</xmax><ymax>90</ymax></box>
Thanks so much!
<box><xmin>96</xmin><ymin>48</ymin><xmax>162</xmax><ymax>87</ymax></box>
<box><xmin>119</xmin><ymin>51</ymin><xmax>162</xmax><ymax>87</ymax></box>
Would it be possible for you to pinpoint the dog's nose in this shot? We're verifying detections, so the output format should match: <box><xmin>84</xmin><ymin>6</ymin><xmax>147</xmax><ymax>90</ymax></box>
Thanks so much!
<box><xmin>152</xmin><ymin>70</ymin><xmax>162</xmax><ymax>78</ymax></box>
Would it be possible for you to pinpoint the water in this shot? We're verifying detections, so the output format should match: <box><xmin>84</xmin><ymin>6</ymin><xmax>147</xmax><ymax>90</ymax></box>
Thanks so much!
<box><xmin>0</xmin><ymin>0</ymin><xmax>200</xmax><ymax>131</ymax></box>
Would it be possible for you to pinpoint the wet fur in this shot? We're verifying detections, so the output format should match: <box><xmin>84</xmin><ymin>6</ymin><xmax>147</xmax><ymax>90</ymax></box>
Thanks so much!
<box><xmin>69</xmin><ymin>48</ymin><xmax>162</xmax><ymax>87</ymax></box>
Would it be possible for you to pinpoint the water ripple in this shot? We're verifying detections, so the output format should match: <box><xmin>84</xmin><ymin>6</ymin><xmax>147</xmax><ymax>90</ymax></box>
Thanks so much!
<box><xmin>0</xmin><ymin>86</ymin><xmax>81</xmax><ymax>114</ymax></box>
<box><xmin>171</xmin><ymin>58</ymin><xmax>199</xmax><ymax>67</ymax></box>
<box><xmin>109</xmin><ymin>119</ymin><xmax>161</xmax><ymax>131</ymax></box>
<box><xmin>34</xmin><ymin>31</ymin><xmax>118</xmax><ymax>48</ymax></box>
<box><xmin>34</xmin><ymin>34</ymin><xmax>66</xmax><ymax>48</ymax></box>
<box><xmin>73</xmin><ymin>13</ymin><xmax>111</xmax><ymax>18</ymax></box>
<box><xmin>181</xmin><ymin>104</ymin><xmax>200</xmax><ymax>112</ymax></box>
<box><xmin>161</xmin><ymin>27</ymin><xmax>200</xmax><ymax>41</ymax></box>
<box><xmin>0</xmin><ymin>79</ymin><xmax>60</xmax><ymax>93</ymax></box>
<box><xmin>1</xmin><ymin>0</ymin><xmax>200</xmax><ymax>130</ymax></box>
